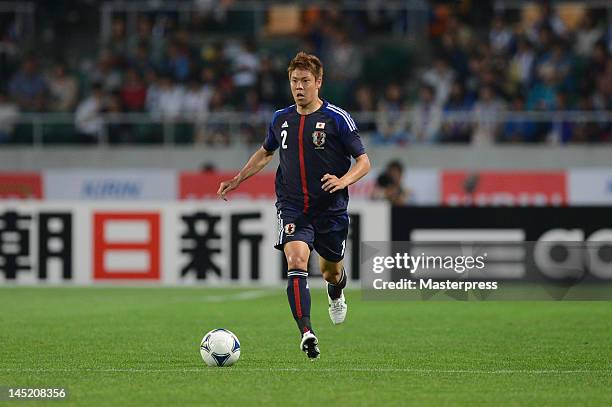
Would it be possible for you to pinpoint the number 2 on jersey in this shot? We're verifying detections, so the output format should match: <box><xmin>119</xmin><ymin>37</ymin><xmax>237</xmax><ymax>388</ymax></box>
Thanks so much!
<box><xmin>281</xmin><ymin>130</ymin><xmax>288</xmax><ymax>149</ymax></box>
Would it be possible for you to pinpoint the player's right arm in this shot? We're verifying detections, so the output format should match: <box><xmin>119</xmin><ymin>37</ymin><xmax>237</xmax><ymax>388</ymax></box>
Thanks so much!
<box><xmin>218</xmin><ymin>110</ymin><xmax>281</xmax><ymax>200</ymax></box>
<box><xmin>217</xmin><ymin>147</ymin><xmax>275</xmax><ymax>200</ymax></box>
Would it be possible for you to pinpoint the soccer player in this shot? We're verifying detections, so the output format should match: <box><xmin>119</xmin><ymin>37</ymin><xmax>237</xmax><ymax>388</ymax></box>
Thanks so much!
<box><xmin>217</xmin><ymin>52</ymin><xmax>370</xmax><ymax>359</ymax></box>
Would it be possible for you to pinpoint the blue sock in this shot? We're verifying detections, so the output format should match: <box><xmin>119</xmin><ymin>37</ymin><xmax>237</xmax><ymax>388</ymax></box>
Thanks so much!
<box><xmin>327</xmin><ymin>267</ymin><xmax>347</xmax><ymax>300</ymax></box>
<box><xmin>286</xmin><ymin>269</ymin><xmax>313</xmax><ymax>334</ymax></box>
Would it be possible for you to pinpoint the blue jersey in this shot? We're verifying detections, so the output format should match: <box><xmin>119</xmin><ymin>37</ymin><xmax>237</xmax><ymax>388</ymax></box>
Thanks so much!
<box><xmin>263</xmin><ymin>100</ymin><xmax>365</xmax><ymax>216</ymax></box>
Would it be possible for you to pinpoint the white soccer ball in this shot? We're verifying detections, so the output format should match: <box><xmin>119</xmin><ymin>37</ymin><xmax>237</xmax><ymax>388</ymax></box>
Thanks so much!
<box><xmin>200</xmin><ymin>329</ymin><xmax>241</xmax><ymax>367</ymax></box>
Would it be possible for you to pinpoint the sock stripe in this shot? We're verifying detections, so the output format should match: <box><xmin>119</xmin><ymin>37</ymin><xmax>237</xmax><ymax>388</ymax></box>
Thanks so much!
<box><xmin>293</xmin><ymin>278</ymin><xmax>302</xmax><ymax>318</ymax></box>
<box><xmin>287</xmin><ymin>271</ymin><xmax>308</xmax><ymax>277</ymax></box>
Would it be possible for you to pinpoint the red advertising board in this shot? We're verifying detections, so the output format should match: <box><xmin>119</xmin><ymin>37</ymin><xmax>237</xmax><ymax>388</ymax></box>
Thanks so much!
<box><xmin>0</xmin><ymin>172</ymin><xmax>43</xmax><ymax>199</ymax></box>
<box><xmin>179</xmin><ymin>171</ymin><xmax>375</xmax><ymax>200</ymax></box>
<box><xmin>442</xmin><ymin>170</ymin><xmax>567</xmax><ymax>206</ymax></box>
<box><xmin>179</xmin><ymin>172</ymin><xmax>276</xmax><ymax>199</ymax></box>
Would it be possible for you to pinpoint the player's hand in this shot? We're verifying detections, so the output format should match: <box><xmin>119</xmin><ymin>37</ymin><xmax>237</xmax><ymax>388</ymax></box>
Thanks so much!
<box><xmin>217</xmin><ymin>177</ymin><xmax>240</xmax><ymax>201</ymax></box>
<box><xmin>321</xmin><ymin>174</ymin><xmax>347</xmax><ymax>193</ymax></box>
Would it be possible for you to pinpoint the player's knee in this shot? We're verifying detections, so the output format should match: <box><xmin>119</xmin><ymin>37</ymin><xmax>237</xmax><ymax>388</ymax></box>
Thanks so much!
<box><xmin>286</xmin><ymin>254</ymin><xmax>308</xmax><ymax>270</ymax></box>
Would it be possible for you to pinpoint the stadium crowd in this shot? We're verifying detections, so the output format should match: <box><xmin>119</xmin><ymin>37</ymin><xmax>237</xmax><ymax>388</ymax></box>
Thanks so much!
<box><xmin>0</xmin><ymin>2</ymin><xmax>611</xmax><ymax>144</ymax></box>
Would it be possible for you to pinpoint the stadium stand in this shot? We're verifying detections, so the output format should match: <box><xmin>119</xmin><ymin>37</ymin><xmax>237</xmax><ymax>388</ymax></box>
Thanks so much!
<box><xmin>0</xmin><ymin>1</ymin><xmax>610</xmax><ymax>145</ymax></box>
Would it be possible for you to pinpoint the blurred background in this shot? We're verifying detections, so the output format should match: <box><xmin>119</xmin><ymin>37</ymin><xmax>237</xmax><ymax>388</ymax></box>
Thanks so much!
<box><xmin>0</xmin><ymin>0</ymin><xmax>611</xmax><ymax>286</ymax></box>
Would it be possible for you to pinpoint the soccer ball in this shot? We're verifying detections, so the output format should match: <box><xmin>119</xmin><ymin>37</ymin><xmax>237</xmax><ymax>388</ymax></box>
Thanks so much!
<box><xmin>200</xmin><ymin>329</ymin><xmax>241</xmax><ymax>367</ymax></box>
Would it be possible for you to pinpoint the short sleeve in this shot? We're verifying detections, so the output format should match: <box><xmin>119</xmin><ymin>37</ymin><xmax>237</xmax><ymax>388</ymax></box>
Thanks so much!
<box><xmin>263</xmin><ymin>114</ymin><xmax>280</xmax><ymax>151</ymax></box>
<box><xmin>338</xmin><ymin>112</ymin><xmax>365</xmax><ymax>158</ymax></box>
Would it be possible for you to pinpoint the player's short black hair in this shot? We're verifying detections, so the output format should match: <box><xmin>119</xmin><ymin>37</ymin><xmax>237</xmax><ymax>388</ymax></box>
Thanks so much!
<box><xmin>287</xmin><ymin>52</ymin><xmax>323</xmax><ymax>80</ymax></box>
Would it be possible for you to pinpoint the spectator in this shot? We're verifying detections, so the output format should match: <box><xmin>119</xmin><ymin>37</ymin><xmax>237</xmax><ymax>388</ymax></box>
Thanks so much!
<box><xmin>256</xmin><ymin>55</ymin><xmax>286</xmax><ymax>108</ymax></box>
<box><xmin>229</xmin><ymin>40</ymin><xmax>259</xmax><ymax>93</ymax></box>
<box><xmin>128</xmin><ymin>42</ymin><xmax>155</xmax><ymax>75</ymax></box>
<box><xmin>527</xmin><ymin>2</ymin><xmax>567</xmax><ymax>44</ymax></box>
<box><xmin>325</xmin><ymin>29</ymin><xmax>363</xmax><ymax>82</ymax></box>
<box><xmin>8</xmin><ymin>58</ymin><xmax>47</xmax><ymax>111</ymax></box>
<box><xmin>107</xmin><ymin>92</ymin><xmax>134</xmax><ymax>144</ymax></box>
<box><xmin>199</xmin><ymin>161</ymin><xmax>217</xmax><ymax>173</ymax></box>
<box><xmin>445</xmin><ymin>14</ymin><xmax>474</xmax><ymax>50</ymax></box>
<box><xmin>575</xmin><ymin>12</ymin><xmax>604</xmax><ymax>57</ymax></box>
<box><xmin>370</xmin><ymin>160</ymin><xmax>410</xmax><ymax>206</ymax></box>
<box><xmin>0</xmin><ymin>91</ymin><xmax>19</xmax><ymax>142</ymax></box>
<box><xmin>350</xmin><ymin>84</ymin><xmax>376</xmax><ymax>132</ymax></box>
<box><xmin>465</xmin><ymin>54</ymin><xmax>484</xmax><ymax>99</ymax></box>
<box><xmin>386</xmin><ymin>160</ymin><xmax>409</xmax><ymax>196</ymax></box>
<box><xmin>441</xmin><ymin>81</ymin><xmax>473</xmax><ymax>143</ymax></box>
<box><xmin>591</xmin><ymin>61</ymin><xmax>612</xmax><ymax>110</ymax></box>
<box><xmin>193</xmin><ymin>0</ymin><xmax>229</xmax><ymax>28</ymax></box>
<box><xmin>89</xmin><ymin>50</ymin><xmax>123</xmax><ymax>92</ymax></box>
<box><xmin>502</xmin><ymin>94</ymin><xmax>537</xmax><ymax>142</ymax></box>
<box><xmin>145</xmin><ymin>70</ymin><xmax>162</xmax><ymax>113</ymax></box>
<box><xmin>120</xmin><ymin>68</ymin><xmax>147</xmax><ymax>112</ymax></box>
<box><xmin>438</xmin><ymin>31</ymin><xmax>469</xmax><ymax>80</ymax></box>
<box><xmin>422</xmin><ymin>57</ymin><xmax>455</xmax><ymax>105</ymax></box>
<box><xmin>129</xmin><ymin>16</ymin><xmax>166</xmax><ymax>67</ymax></box>
<box><xmin>489</xmin><ymin>14</ymin><xmax>514</xmax><ymax>55</ymax></box>
<box><xmin>240</xmin><ymin>88</ymin><xmax>267</xmax><ymax>145</ymax></box>
<box><xmin>509</xmin><ymin>37</ymin><xmax>536</xmax><ymax>90</ymax></box>
<box><xmin>373</xmin><ymin>83</ymin><xmax>408</xmax><ymax>145</ymax></box>
<box><xmin>47</xmin><ymin>63</ymin><xmax>79</xmax><ymax>112</ymax></box>
<box><xmin>582</xmin><ymin>41</ymin><xmax>609</xmax><ymax>93</ymax></box>
<box><xmin>527</xmin><ymin>64</ymin><xmax>559</xmax><ymax>110</ymax></box>
<box><xmin>479</xmin><ymin>66</ymin><xmax>506</xmax><ymax>99</ymax></box>
<box><xmin>156</xmin><ymin>75</ymin><xmax>185</xmax><ymax>120</ymax></box>
<box><xmin>106</xmin><ymin>18</ymin><xmax>128</xmax><ymax>61</ymax></box>
<box><xmin>472</xmin><ymin>86</ymin><xmax>506</xmax><ymax>145</ymax></box>
<box><xmin>548</xmin><ymin>92</ymin><xmax>574</xmax><ymax>144</ymax></box>
<box><xmin>0</xmin><ymin>31</ymin><xmax>19</xmax><ymax>85</ymax></box>
<box><xmin>196</xmin><ymin>88</ymin><xmax>231</xmax><ymax>145</ymax></box>
<box><xmin>537</xmin><ymin>41</ymin><xmax>573</xmax><ymax>90</ymax></box>
<box><xmin>182</xmin><ymin>76</ymin><xmax>213</xmax><ymax>120</ymax></box>
<box><xmin>572</xmin><ymin>94</ymin><xmax>599</xmax><ymax>142</ymax></box>
<box><xmin>203</xmin><ymin>42</ymin><xmax>229</xmax><ymax>83</ymax></box>
<box><xmin>164</xmin><ymin>41</ymin><xmax>192</xmax><ymax>82</ymax></box>
<box><xmin>200</xmin><ymin>66</ymin><xmax>218</xmax><ymax>96</ymax></box>
<box><xmin>75</xmin><ymin>83</ymin><xmax>106</xmax><ymax>143</ymax></box>
<box><xmin>532</xmin><ymin>24</ymin><xmax>556</xmax><ymax>56</ymax></box>
<box><xmin>409</xmin><ymin>84</ymin><xmax>442</xmax><ymax>143</ymax></box>
<box><xmin>127</xmin><ymin>16</ymin><xmax>155</xmax><ymax>59</ymax></box>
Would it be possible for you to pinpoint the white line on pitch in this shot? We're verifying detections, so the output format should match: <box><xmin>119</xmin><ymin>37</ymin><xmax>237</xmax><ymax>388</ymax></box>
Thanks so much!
<box><xmin>199</xmin><ymin>290</ymin><xmax>277</xmax><ymax>302</ymax></box>
<box><xmin>1</xmin><ymin>368</ymin><xmax>609</xmax><ymax>375</ymax></box>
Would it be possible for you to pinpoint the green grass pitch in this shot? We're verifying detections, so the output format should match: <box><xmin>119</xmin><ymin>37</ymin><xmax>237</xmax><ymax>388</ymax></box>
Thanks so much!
<box><xmin>0</xmin><ymin>287</ymin><xmax>610</xmax><ymax>406</ymax></box>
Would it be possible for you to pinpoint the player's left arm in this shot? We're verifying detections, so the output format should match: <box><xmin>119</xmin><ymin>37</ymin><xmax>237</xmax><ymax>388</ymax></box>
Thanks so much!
<box><xmin>321</xmin><ymin>153</ymin><xmax>371</xmax><ymax>193</ymax></box>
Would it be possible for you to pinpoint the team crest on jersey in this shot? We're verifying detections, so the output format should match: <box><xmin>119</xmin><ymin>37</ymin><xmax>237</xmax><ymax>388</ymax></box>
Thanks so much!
<box><xmin>284</xmin><ymin>223</ymin><xmax>296</xmax><ymax>236</ymax></box>
<box><xmin>312</xmin><ymin>131</ymin><xmax>326</xmax><ymax>149</ymax></box>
